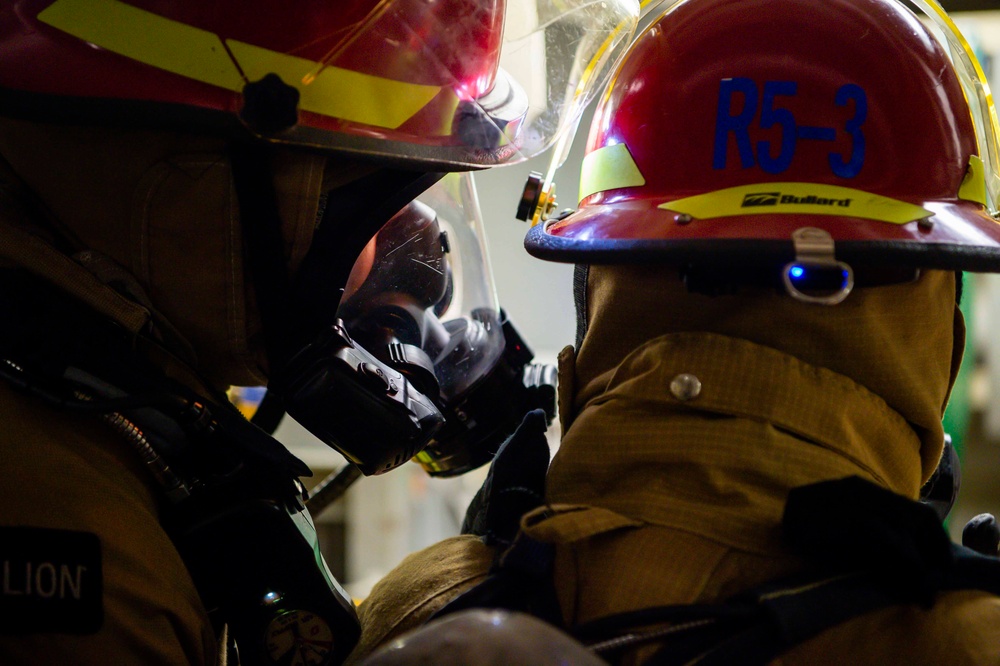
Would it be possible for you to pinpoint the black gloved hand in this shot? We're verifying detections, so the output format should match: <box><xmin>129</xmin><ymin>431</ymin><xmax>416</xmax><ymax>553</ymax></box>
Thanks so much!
<box><xmin>783</xmin><ymin>476</ymin><xmax>953</xmax><ymax>607</ymax></box>
<box><xmin>461</xmin><ymin>409</ymin><xmax>550</xmax><ymax>547</ymax></box>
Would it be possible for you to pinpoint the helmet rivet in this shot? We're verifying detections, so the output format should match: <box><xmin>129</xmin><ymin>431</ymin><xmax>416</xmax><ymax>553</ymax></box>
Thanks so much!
<box><xmin>670</xmin><ymin>373</ymin><xmax>702</xmax><ymax>401</ymax></box>
<box><xmin>240</xmin><ymin>73</ymin><xmax>300</xmax><ymax>135</ymax></box>
<box><xmin>675</xmin><ymin>213</ymin><xmax>693</xmax><ymax>225</ymax></box>
<box><xmin>917</xmin><ymin>217</ymin><xmax>935</xmax><ymax>230</ymax></box>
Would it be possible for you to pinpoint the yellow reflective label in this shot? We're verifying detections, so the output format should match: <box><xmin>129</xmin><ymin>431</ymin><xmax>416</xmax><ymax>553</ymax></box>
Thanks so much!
<box><xmin>579</xmin><ymin>143</ymin><xmax>646</xmax><ymax>203</ymax></box>
<box><xmin>658</xmin><ymin>183</ymin><xmax>931</xmax><ymax>225</ymax></box>
<box><xmin>226</xmin><ymin>41</ymin><xmax>442</xmax><ymax>130</ymax></box>
<box><xmin>958</xmin><ymin>155</ymin><xmax>987</xmax><ymax>206</ymax></box>
<box><xmin>38</xmin><ymin>0</ymin><xmax>443</xmax><ymax>129</ymax></box>
<box><xmin>38</xmin><ymin>0</ymin><xmax>243</xmax><ymax>91</ymax></box>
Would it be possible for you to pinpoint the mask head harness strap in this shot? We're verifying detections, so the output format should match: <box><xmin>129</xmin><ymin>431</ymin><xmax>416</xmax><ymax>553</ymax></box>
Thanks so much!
<box><xmin>293</xmin><ymin>168</ymin><xmax>447</xmax><ymax>337</ymax></box>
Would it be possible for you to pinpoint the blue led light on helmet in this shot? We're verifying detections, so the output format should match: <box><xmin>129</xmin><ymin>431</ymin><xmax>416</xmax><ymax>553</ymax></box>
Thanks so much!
<box><xmin>789</xmin><ymin>264</ymin><xmax>850</xmax><ymax>285</ymax></box>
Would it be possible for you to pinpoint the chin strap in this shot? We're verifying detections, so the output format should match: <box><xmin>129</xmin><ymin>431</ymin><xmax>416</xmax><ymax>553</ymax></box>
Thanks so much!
<box><xmin>228</xmin><ymin>143</ymin><xmax>300</xmax><ymax>371</ymax></box>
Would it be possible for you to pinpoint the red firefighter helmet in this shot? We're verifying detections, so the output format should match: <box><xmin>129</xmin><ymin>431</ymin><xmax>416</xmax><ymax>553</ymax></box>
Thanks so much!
<box><xmin>526</xmin><ymin>0</ymin><xmax>1000</xmax><ymax>300</ymax></box>
<box><xmin>0</xmin><ymin>0</ymin><xmax>639</xmax><ymax>168</ymax></box>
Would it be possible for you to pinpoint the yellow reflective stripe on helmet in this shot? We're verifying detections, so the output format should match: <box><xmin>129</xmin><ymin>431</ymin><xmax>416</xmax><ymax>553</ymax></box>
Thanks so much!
<box><xmin>38</xmin><ymin>0</ymin><xmax>443</xmax><ymax>130</ymax></box>
<box><xmin>658</xmin><ymin>183</ymin><xmax>931</xmax><ymax>224</ymax></box>
<box><xmin>579</xmin><ymin>143</ymin><xmax>646</xmax><ymax>203</ymax></box>
<box><xmin>38</xmin><ymin>0</ymin><xmax>243</xmax><ymax>91</ymax></box>
<box><xmin>959</xmin><ymin>155</ymin><xmax>988</xmax><ymax>206</ymax></box>
<box><xmin>226</xmin><ymin>41</ymin><xmax>442</xmax><ymax>130</ymax></box>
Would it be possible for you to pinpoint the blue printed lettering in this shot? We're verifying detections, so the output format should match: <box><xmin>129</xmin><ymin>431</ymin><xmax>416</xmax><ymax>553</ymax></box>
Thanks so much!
<box><xmin>712</xmin><ymin>78</ymin><xmax>867</xmax><ymax>178</ymax></box>
<box><xmin>757</xmin><ymin>80</ymin><xmax>798</xmax><ymax>174</ymax></box>
<box><xmin>713</xmin><ymin>77</ymin><xmax>758</xmax><ymax>169</ymax></box>
<box><xmin>829</xmin><ymin>83</ymin><xmax>867</xmax><ymax>178</ymax></box>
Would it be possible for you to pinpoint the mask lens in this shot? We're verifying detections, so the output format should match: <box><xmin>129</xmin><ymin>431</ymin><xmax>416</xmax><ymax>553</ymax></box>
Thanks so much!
<box><xmin>337</xmin><ymin>173</ymin><xmax>505</xmax><ymax>404</ymax></box>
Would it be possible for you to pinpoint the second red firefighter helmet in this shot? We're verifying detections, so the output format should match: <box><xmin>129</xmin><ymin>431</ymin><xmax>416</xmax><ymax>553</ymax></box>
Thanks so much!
<box><xmin>526</xmin><ymin>0</ymin><xmax>1000</xmax><ymax>302</ymax></box>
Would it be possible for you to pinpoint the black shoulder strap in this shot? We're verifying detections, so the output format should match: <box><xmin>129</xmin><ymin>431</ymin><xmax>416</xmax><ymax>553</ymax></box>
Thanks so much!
<box><xmin>580</xmin><ymin>477</ymin><xmax>1000</xmax><ymax>665</ymax></box>
<box><xmin>438</xmin><ymin>475</ymin><xmax>1000</xmax><ymax>666</ymax></box>
<box><xmin>605</xmin><ymin>541</ymin><xmax>1000</xmax><ymax>666</ymax></box>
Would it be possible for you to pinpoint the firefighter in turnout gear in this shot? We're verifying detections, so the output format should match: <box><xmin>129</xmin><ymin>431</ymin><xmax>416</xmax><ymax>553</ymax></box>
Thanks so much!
<box><xmin>0</xmin><ymin>0</ymin><xmax>638</xmax><ymax>663</ymax></box>
<box><xmin>349</xmin><ymin>0</ymin><xmax>1000</xmax><ymax>663</ymax></box>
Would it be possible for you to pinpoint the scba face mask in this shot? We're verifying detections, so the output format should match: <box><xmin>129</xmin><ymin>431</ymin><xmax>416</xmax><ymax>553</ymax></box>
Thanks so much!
<box><xmin>277</xmin><ymin>173</ymin><xmax>555</xmax><ymax>476</ymax></box>
<box><xmin>338</xmin><ymin>184</ymin><xmax>503</xmax><ymax>407</ymax></box>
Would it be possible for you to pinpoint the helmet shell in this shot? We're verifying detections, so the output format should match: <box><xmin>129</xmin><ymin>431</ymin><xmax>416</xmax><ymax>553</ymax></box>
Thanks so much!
<box><xmin>528</xmin><ymin>0</ymin><xmax>1000</xmax><ymax>270</ymax></box>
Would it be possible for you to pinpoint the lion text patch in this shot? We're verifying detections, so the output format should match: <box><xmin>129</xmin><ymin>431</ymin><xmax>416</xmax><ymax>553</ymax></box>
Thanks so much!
<box><xmin>0</xmin><ymin>526</ymin><xmax>102</xmax><ymax>634</ymax></box>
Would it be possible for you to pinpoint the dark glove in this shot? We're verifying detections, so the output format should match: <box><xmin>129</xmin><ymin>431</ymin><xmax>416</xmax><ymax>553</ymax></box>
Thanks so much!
<box><xmin>783</xmin><ymin>476</ymin><xmax>953</xmax><ymax>606</ymax></box>
<box><xmin>461</xmin><ymin>409</ymin><xmax>550</xmax><ymax>547</ymax></box>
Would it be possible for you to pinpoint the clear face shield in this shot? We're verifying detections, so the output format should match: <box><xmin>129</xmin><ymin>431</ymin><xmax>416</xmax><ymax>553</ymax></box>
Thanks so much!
<box><xmin>335</xmin><ymin>172</ymin><xmax>557</xmax><ymax>477</ymax></box>
<box><xmin>337</xmin><ymin>173</ymin><xmax>504</xmax><ymax>407</ymax></box>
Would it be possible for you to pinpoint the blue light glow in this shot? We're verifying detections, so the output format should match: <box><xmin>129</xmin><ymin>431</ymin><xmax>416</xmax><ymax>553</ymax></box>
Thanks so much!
<box><xmin>789</xmin><ymin>265</ymin><xmax>805</xmax><ymax>279</ymax></box>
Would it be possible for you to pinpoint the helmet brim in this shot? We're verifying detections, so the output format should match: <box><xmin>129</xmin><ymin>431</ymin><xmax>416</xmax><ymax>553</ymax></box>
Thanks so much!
<box><xmin>526</xmin><ymin>198</ymin><xmax>1000</xmax><ymax>271</ymax></box>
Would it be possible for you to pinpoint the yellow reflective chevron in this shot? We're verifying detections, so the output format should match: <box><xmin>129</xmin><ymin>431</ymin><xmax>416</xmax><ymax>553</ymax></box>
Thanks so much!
<box><xmin>38</xmin><ymin>0</ymin><xmax>243</xmax><ymax>91</ymax></box>
<box><xmin>38</xmin><ymin>0</ymin><xmax>443</xmax><ymax>130</ymax></box>
<box><xmin>579</xmin><ymin>143</ymin><xmax>646</xmax><ymax>203</ymax></box>
<box><xmin>226</xmin><ymin>41</ymin><xmax>443</xmax><ymax>130</ymax></box>
<box><xmin>959</xmin><ymin>155</ymin><xmax>988</xmax><ymax>207</ymax></box>
<box><xmin>658</xmin><ymin>183</ymin><xmax>931</xmax><ymax>225</ymax></box>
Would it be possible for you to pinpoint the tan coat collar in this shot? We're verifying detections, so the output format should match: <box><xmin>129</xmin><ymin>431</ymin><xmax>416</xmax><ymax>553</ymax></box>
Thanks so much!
<box><xmin>569</xmin><ymin>266</ymin><xmax>962</xmax><ymax>485</ymax></box>
<box><xmin>548</xmin><ymin>332</ymin><xmax>924</xmax><ymax>553</ymax></box>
